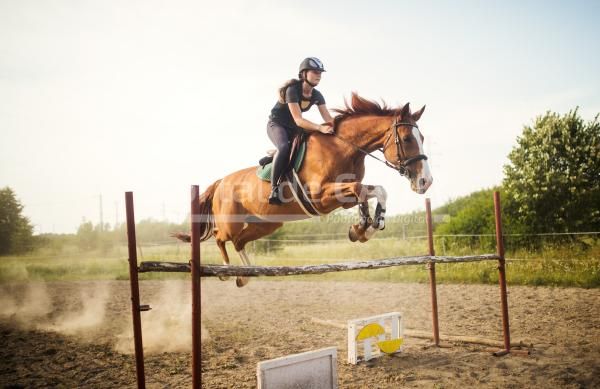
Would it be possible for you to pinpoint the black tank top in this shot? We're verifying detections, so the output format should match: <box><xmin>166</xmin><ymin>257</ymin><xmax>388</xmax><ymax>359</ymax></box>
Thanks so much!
<box><xmin>269</xmin><ymin>82</ymin><xmax>326</xmax><ymax>130</ymax></box>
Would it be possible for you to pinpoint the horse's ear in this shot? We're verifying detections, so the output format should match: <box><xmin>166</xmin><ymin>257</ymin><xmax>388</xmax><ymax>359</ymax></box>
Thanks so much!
<box><xmin>400</xmin><ymin>102</ymin><xmax>411</xmax><ymax>120</ymax></box>
<box><xmin>412</xmin><ymin>105</ymin><xmax>426</xmax><ymax>122</ymax></box>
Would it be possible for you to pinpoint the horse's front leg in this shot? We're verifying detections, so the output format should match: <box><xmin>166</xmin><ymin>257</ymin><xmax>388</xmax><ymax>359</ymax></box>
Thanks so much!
<box><xmin>349</xmin><ymin>201</ymin><xmax>372</xmax><ymax>242</ymax></box>
<box><xmin>316</xmin><ymin>181</ymin><xmax>374</xmax><ymax>242</ymax></box>
<box><xmin>349</xmin><ymin>184</ymin><xmax>388</xmax><ymax>241</ymax></box>
<box><xmin>369</xmin><ymin>185</ymin><xmax>387</xmax><ymax>231</ymax></box>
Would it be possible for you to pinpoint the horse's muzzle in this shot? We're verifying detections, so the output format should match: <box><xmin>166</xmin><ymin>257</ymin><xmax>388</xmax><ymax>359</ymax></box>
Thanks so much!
<box><xmin>413</xmin><ymin>176</ymin><xmax>433</xmax><ymax>194</ymax></box>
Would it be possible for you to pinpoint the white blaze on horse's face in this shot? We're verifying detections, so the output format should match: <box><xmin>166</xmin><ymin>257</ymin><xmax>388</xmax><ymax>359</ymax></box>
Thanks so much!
<box><xmin>411</xmin><ymin>127</ymin><xmax>433</xmax><ymax>194</ymax></box>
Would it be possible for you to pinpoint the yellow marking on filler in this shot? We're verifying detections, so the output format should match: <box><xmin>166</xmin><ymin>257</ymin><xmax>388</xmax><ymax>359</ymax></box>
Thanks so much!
<box><xmin>356</xmin><ymin>323</ymin><xmax>385</xmax><ymax>340</ymax></box>
<box><xmin>377</xmin><ymin>338</ymin><xmax>403</xmax><ymax>354</ymax></box>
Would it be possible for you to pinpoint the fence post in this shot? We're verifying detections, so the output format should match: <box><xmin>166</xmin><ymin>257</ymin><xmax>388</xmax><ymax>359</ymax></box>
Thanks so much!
<box><xmin>493</xmin><ymin>191</ymin><xmax>511</xmax><ymax>356</ymax></box>
<box><xmin>425</xmin><ymin>198</ymin><xmax>440</xmax><ymax>346</ymax></box>
<box><xmin>191</xmin><ymin>185</ymin><xmax>202</xmax><ymax>389</ymax></box>
<box><xmin>125</xmin><ymin>192</ymin><xmax>146</xmax><ymax>389</ymax></box>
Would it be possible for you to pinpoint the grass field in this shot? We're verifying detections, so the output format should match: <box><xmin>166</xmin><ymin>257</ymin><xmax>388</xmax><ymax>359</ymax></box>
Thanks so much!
<box><xmin>1</xmin><ymin>236</ymin><xmax>598</xmax><ymax>287</ymax></box>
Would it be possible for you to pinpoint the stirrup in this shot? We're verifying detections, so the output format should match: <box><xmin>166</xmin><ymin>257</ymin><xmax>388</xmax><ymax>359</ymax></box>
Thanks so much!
<box><xmin>268</xmin><ymin>186</ymin><xmax>282</xmax><ymax>205</ymax></box>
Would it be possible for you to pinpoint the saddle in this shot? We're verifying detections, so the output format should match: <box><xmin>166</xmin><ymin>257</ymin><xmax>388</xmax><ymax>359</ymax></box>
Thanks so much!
<box><xmin>256</xmin><ymin>132</ymin><xmax>307</xmax><ymax>182</ymax></box>
<box><xmin>256</xmin><ymin>132</ymin><xmax>321</xmax><ymax>216</ymax></box>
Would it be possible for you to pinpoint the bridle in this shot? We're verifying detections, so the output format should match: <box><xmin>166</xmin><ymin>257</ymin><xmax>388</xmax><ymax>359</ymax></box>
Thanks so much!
<box><xmin>332</xmin><ymin>116</ymin><xmax>428</xmax><ymax>179</ymax></box>
<box><xmin>381</xmin><ymin>116</ymin><xmax>428</xmax><ymax>177</ymax></box>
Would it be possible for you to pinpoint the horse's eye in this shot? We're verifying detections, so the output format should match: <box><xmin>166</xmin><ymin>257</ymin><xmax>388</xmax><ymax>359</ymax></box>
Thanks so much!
<box><xmin>402</xmin><ymin>136</ymin><xmax>411</xmax><ymax>142</ymax></box>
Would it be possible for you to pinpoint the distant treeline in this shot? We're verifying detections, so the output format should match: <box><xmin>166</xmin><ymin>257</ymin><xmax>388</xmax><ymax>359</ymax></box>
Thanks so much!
<box><xmin>22</xmin><ymin>185</ymin><xmax>596</xmax><ymax>257</ymax></box>
<box><xmin>32</xmin><ymin>218</ymin><xmax>189</xmax><ymax>255</ymax></box>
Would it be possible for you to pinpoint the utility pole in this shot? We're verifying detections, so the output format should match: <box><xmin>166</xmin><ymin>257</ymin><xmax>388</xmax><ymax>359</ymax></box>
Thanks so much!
<box><xmin>99</xmin><ymin>194</ymin><xmax>104</xmax><ymax>232</ymax></box>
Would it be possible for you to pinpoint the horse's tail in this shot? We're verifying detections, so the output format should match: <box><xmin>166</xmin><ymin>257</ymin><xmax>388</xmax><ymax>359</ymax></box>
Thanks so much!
<box><xmin>171</xmin><ymin>179</ymin><xmax>222</xmax><ymax>243</ymax></box>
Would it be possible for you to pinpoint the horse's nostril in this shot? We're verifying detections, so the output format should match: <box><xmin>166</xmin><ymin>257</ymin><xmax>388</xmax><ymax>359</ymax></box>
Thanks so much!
<box><xmin>419</xmin><ymin>178</ymin><xmax>426</xmax><ymax>187</ymax></box>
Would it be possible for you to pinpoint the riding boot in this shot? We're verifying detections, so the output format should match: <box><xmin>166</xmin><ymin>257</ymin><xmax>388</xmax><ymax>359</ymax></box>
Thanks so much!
<box><xmin>269</xmin><ymin>148</ymin><xmax>287</xmax><ymax>206</ymax></box>
<box><xmin>268</xmin><ymin>186</ymin><xmax>282</xmax><ymax>205</ymax></box>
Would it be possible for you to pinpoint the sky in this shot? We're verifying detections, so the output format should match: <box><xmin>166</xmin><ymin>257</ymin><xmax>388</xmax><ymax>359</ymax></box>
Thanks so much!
<box><xmin>1</xmin><ymin>0</ymin><xmax>599</xmax><ymax>234</ymax></box>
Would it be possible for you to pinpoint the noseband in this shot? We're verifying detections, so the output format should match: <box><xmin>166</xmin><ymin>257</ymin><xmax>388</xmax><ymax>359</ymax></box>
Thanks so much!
<box><xmin>381</xmin><ymin>117</ymin><xmax>428</xmax><ymax>178</ymax></box>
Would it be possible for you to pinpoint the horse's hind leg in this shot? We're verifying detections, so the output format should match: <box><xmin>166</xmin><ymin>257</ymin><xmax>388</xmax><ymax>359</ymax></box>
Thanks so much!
<box><xmin>233</xmin><ymin>222</ymin><xmax>283</xmax><ymax>288</ymax></box>
<box><xmin>215</xmin><ymin>239</ymin><xmax>231</xmax><ymax>281</ymax></box>
<box><xmin>236</xmin><ymin>249</ymin><xmax>252</xmax><ymax>287</ymax></box>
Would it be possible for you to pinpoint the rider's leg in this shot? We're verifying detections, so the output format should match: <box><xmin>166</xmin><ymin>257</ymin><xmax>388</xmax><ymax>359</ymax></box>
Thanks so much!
<box><xmin>266</xmin><ymin>121</ymin><xmax>291</xmax><ymax>205</ymax></box>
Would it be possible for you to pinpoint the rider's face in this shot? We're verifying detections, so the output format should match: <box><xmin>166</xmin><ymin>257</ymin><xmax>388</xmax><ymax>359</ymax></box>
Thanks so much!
<box><xmin>305</xmin><ymin>70</ymin><xmax>322</xmax><ymax>86</ymax></box>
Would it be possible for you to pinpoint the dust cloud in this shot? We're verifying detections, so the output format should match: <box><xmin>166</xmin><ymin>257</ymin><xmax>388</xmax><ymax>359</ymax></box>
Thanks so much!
<box><xmin>115</xmin><ymin>280</ymin><xmax>210</xmax><ymax>354</ymax></box>
<box><xmin>0</xmin><ymin>282</ymin><xmax>112</xmax><ymax>337</ymax></box>
<box><xmin>41</xmin><ymin>282</ymin><xmax>111</xmax><ymax>336</ymax></box>
<box><xmin>0</xmin><ymin>282</ymin><xmax>53</xmax><ymax>324</ymax></box>
<box><xmin>1</xmin><ymin>280</ymin><xmax>210</xmax><ymax>355</ymax></box>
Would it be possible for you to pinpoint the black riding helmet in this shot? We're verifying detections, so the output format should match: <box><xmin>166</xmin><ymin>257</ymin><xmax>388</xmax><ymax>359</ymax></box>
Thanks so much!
<box><xmin>298</xmin><ymin>57</ymin><xmax>326</xmax><ymax>79</ymax></box>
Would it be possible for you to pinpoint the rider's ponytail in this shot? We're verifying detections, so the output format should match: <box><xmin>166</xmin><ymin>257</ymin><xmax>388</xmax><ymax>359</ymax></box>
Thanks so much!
<box><xmin>278</xmin><ymin>78</ymin><xmax>302</xmax><ymax>103</ymax></box>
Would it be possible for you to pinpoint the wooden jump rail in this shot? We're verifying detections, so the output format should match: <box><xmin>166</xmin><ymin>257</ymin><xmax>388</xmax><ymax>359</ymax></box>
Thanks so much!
<box><xmin>125</xmin><ymin>188</ymin><xmax>525</xmax><ymax>389</ymax></box>
<box><xmin>138</xmin><ymin>254</ymin><xmax>502</xmax><ymax>276</ymax></box>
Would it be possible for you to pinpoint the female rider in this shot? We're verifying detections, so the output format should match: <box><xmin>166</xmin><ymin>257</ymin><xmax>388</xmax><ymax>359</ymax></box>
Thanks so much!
<box><xmin>267</xmin><ymin>57</ymin><xmax>334</xmax><ymax>205</ymax></box>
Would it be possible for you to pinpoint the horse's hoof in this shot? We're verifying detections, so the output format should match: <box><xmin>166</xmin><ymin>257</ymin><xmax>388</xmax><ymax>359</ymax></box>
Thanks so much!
<box><xmin>348</xmin><ymin>226</ymin><xmax>359</xmax><ymax>242</ymax></box>
<box><xmin>218</xmin><ymin>276</ymin><xmax>230</xmax><ymax>281</ymax></box>
<box><xmin>236</xmin><ymin>277</ymin><xmax>249</xmax><ymax>288</ymax></box>
<box><xmin>373</xmin><ymin>219</ymin><xmax>385</xmax><ymax>230</ymax></box>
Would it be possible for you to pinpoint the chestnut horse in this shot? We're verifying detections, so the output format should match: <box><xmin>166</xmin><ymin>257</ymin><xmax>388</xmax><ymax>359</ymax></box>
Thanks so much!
<box><xmin>180</xmin><ymin>93</ymin><xmax>432</xmax><ymax>287</ymax></box>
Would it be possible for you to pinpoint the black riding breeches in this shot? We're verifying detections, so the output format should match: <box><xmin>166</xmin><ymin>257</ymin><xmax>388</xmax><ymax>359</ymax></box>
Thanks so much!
<box><xmin>266</xmin><ymin>120</ymin><xmax>293</xmax><ymax>187</ymax></box>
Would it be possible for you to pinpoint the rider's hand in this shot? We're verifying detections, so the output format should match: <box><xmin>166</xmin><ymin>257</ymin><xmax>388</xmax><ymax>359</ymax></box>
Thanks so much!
<box><xmin>318</xmin><ymin>123</ymin><xmax>334</xmax><ymax>134</ymax></box>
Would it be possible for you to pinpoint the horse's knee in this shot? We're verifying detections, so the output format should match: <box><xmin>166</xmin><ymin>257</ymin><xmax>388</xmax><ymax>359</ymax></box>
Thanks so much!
<box><xmin>232</xmin><ymin>240</ymin><xmax>244</xmax><ymax>252</ymax></box>
<box><xmin>232</xmin><ymin>232</ymin><xmax>250</xmax><ymax>252</ymax></box>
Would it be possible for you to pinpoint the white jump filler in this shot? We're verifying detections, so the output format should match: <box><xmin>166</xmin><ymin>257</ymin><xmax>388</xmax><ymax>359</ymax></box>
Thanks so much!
<box><xmin>257</xmin><ymin>347</ymin><xmax>338</xmax><ymax>389</ymax></box>
<box><xmin>347</xmin><ymin>312</ymin><xmax>403</xmax><ymax>364</ymax></box>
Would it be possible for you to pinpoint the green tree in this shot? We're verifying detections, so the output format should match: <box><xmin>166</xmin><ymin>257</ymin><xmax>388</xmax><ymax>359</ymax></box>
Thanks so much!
<box><xmin>76</xmin><ymin>220</ymin><xmax>98</xmax><ymax>251</ymax></box>
<box><xmin>503</xmin><ymin>109</ymin><xmax>600</xmax><ymax>233</ymax></box>
<box><xmin>0</xmin><ymin>187</ymin><xmax>34</xmax><ymax>255</ymax></box>
<box><xmin>435</xmin><ymin>188</ymin><xmax>506</xmax><ymax>251</ymax></box>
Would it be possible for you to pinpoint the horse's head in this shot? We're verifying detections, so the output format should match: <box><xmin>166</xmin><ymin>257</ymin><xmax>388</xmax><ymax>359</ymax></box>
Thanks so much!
<box><xmin>382</xmin><ymin>103</ymin><xmax>433</xmax><ymax>194</ymax></box>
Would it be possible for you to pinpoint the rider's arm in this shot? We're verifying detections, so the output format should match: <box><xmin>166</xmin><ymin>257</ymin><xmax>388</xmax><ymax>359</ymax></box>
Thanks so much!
<box><xmin>288</xmin><ymin>103</ymin><xmax>332</xmax><ymax>133</ymax></box>
<box><xmin>318</xmin><ymin>104</ymin><xmax>334</xmax><ymax>124</ymax></box>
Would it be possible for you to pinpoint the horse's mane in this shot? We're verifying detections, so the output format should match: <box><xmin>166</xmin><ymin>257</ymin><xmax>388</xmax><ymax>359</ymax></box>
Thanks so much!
<box><xmin>332</xmin><ymin>92</ymin><xmax>403</xmax><ymax>131</ymax></box>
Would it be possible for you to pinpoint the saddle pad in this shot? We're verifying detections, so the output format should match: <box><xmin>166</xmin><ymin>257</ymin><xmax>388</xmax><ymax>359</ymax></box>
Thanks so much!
<box><xmin>256</xmin><ymin>140</ymin><xmax>307</xmax><ymax>182</ymax></box>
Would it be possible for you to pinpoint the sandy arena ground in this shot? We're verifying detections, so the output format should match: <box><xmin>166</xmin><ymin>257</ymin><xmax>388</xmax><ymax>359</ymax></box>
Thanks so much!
<box><xmin>1</xmin><ymin>279</ymin><xmax>599</xmax><ymax>388</ymax></box>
